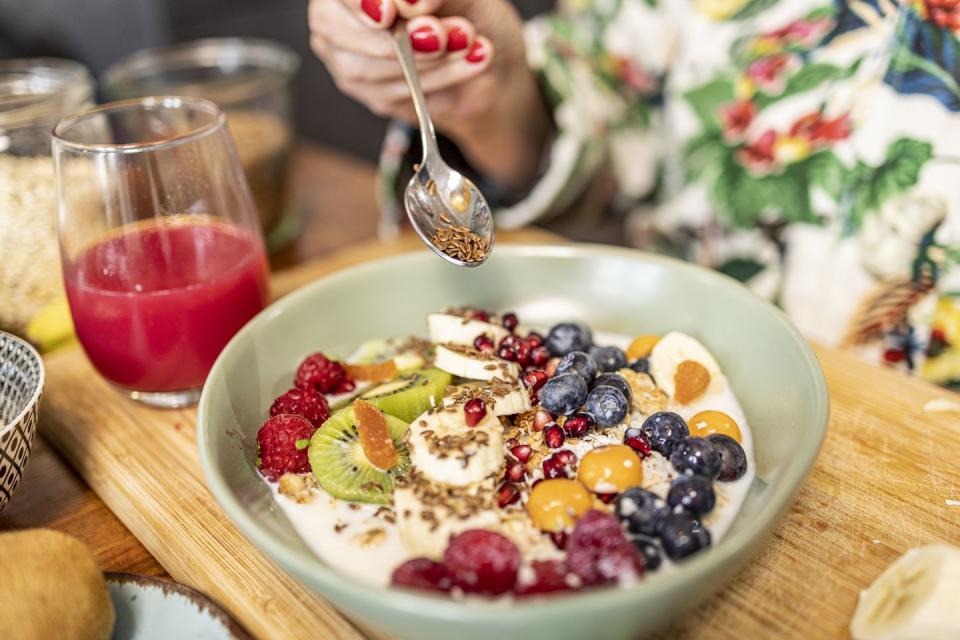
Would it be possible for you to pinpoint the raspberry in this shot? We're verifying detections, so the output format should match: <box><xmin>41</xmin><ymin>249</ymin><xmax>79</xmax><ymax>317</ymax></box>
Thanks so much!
<box><xmin>566</xmin><ymin>510</ymin><xmax>644</xmax><ymax>587</ymax></box>
<box><xmin>443</xmin><ymin>530</ymin><xmax>520</xmax><ymax>595</ymax></box>
<box><xmin>391</xmin><ymin>558</ymin><xmax>452</xmax><ymax>593</ymax></box>
<box><xmin>256</xmin><ymin>415</ymin><xmax>316</xmax><ymax>481</ymax></box>
<box><xmin>294</xmin><ymin>353</ymin><xmax>352</xmax><ymax>394</ymax></box>
<box><xmin>269</xmin><ymin>388</ymin><xmax>331</xmax><ymax>428</ymax></box>
<box><xmin>515</xmin><ymin>560</ymin><xmax>574</xmax><ymax>597</ymax></box>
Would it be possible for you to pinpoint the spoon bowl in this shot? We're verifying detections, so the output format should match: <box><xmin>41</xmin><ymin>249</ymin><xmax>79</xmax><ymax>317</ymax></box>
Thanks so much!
<box><xmin>392</xmin><ymin>25</ymin><xmax>494</xmax><ymax>267</ymax></box>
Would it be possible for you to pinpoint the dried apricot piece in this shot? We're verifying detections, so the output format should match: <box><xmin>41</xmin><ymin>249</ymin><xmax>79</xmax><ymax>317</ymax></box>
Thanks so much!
<box><xmin>344</xmin><ymin>359</ymin><xmax>398</xmax><ymax>383</ymax></box>
<box><xmin>626</xmin><ymin>335</ymin><xmax>660</xmax><ymax>360</ymax></box>
<box><xmin>674</xmin><ymin>360</ymin><xmax>710</xmax><ymax>404</ymax></box>
<box><xmin>355</xmin><ymin>399</ymin><xmax>399</xmax><ymax>470</ymax></box>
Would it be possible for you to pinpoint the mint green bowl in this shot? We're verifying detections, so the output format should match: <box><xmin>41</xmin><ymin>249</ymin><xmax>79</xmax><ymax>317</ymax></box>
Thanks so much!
<box><xmin>197</xmin><ymin>244</ymin><xmax>828</xmax><ymax>640</ymax></box>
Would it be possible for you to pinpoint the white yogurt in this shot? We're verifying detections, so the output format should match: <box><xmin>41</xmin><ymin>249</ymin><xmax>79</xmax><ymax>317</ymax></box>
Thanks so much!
<box><xmin>269</xmin><ymin>330</ymin><xmax>756</xmax><ymax>587</ymax></box>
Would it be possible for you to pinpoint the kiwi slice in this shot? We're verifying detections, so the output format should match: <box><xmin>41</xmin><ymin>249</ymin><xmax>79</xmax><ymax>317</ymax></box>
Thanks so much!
<box><xmin>308</xmin><ymin>407</ymin><xmax>410</xmax><ymax>505</ymax></box>
<box><xmin>359</xmin><ymin>367</ymin><xmax>452</xmax><ymax>423</ymax></box>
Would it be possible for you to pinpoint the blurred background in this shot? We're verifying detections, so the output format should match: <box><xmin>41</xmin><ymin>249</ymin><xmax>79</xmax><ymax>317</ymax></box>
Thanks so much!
<box><xmin>0</xmin><ymin>0</ymin><xmax>555</xmax><ymax>160</ymax></box>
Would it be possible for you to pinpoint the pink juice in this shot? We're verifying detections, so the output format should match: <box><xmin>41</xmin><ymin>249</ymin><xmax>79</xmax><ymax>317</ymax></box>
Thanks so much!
<box><xmin>64</xmin><ymin>220</ymin><xmax>269</xmax><ymax>392</ymax></box>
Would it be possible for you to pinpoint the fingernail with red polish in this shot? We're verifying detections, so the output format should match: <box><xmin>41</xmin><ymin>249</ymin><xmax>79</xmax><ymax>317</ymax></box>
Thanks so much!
<box><xmin>410</xmin><ymin>26</ymin><xmax>441</xmax><ymax>53</ymax></box>
<box><xmin>466</xmin><ymin>41</ymin><xmax>487</xmax><ymax>63</ymax></box>
<box><xmin>361</xmin><ymin>0</ymin><xmax>382</xmax><ymax>22</ymax></box>
<box><xmin>447</xmin><ymin>27</ymin><xmax>468</xmax><ymax>52</ymax></box>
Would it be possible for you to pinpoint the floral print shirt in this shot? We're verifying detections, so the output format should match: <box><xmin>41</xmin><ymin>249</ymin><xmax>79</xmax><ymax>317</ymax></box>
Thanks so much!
<box><xmin>378</xmin><ymin>0</ymin><xmax>960</xmax><ymax>389</ymax></box>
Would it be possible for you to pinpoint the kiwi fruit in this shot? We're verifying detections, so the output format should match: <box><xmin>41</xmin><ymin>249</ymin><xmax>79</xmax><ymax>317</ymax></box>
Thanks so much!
<box><xmin>359</xmin><ymin>367</ymin><xmax>451</xmax><ymax>422</ymax></box>
<box><xmin>308</xmin><ymin>407</ymin><xmax>410</xmax><ymax>504</ymax></box>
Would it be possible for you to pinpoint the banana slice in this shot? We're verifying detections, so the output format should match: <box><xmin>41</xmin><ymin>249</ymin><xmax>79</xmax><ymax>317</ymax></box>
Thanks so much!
<box><xmin>407</xmin><ymin>404</ymin><xmax>504</xmax><ymax>487</ymax></box>
<box><xmin>443</xmin><ymin>380</ymin><xmax>532</xmax><ymax>417</ymax></box>
<box><xmin>428</xmin><ymin>312</ymin><xmax>509</xmax><ymax>347</ymax></box>
<box><xmin>851</xmin><ymin>544</ymin><xmax>960</xmax><ymax>640</ymax></box>
<box><xmin>648</xmin><ymin>332</ymin><xmax>726</xmax><ymax>399</ymax></box>
<box><xmin>434</xmin><ymin>343</ymin><xmax>520</xmax><ymax>381</ymax></box>
<box><xmin>393</xmin><ymin>476</ymin><xmax>499</xmax><ymax>559</ymax></box>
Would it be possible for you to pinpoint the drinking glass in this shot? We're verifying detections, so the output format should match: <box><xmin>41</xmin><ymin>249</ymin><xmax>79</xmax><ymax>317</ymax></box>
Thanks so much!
<box><xmin>52</xmin><ymin>96</ymin><xmax>269</xmax><ymax>408</ymax></box>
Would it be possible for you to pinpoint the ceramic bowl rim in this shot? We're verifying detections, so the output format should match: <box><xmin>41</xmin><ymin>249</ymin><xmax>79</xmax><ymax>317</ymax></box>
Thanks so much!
<box><xmin>0</xmin><ymin>330</ymin><xmax>45</xmax><ymax>436</ymax></box>
<box><xmin>197</xmin><ymin>243</ymin><xmax>829</xmax><ymax>619</ymax></box>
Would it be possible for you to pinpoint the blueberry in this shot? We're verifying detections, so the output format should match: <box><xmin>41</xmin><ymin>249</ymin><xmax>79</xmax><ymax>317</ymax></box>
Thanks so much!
<box><xmin>588</xmin><ymin>345</ymin><xmax>628</xmax><ymax>372</ymax></box>
<box><xmin>614</xmin><ymin>487</ymin><xmax>669</xmax><ymax>537</ymax></box>
<box><xmin>641</xmin><ymin>412</ymin><xmax>689</xmax><ymax>456</ymax></box>
<box><xmin>659</xmin><ymin>512</ymin><xmax>711</xmax><ymax>560</ymax></box>
<box><xmin>555</xmin><ymin>351</ymin><xmax>599</xmax><ymax>385</ymax></box>
<box><xmin>667</xmin><ymin>475</ymin><xmax>716</xmax><ymax>514</ymax></box>
<box><xmin>545</xmin><ymin>323</ymin><xmax>592</xmax><ymax>357</ymax></box>
<box><xmin>629</xmin><ymin>358</ymin><xmax>650</xmax><ymax>374</ymax></box>
<box><xmin>593</xmin><ymin>372</ymin><xmax>632</xmax><ymax>401</ymax></box>
<box><xmin>538</xmin><ymin>373</ymin><xmax>588</xmax><ymax>416</ymax></box>
<box><xmin>584</xmin><ymin>385</ymin><xmax>628</xmax><ymax>427</ymax></box>
<box><xmin>670</xmin><ymin>437</ymin><xmax>721</xmax><ymax>479</ymax></box>
<box><xmin>707</xmin><ymin>434</ymin><xmax>748</xmax><ymax>482</ymax></box>
<box><xmin>628</xmin><ymin>534</ymin><xmax>662</xmax><ymax>571</ymax></box>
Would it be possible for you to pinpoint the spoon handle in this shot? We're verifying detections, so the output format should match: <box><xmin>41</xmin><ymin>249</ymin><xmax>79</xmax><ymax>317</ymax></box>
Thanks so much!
<box><xmin>392</xmin><ymin>24</ymin><xmax>441</xmax><ymax>161</ymax></box>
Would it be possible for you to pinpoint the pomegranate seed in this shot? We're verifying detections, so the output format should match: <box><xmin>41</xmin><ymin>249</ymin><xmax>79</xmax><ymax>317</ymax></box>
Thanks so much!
<box><xmin>464</xmin><ymin>398</ymin><xmax>487</xmax><ymax>427</ymax></box>
<box><xmin>563</xmin><ymin>414</ymin><xmax>593</xmax><ymax>438</ymax></box>
<box><xmin>499</xmin><ymin>335</ymin><xmax>519</xmax><ymax>349</ymax></box>
<box><xmin>623</xmin><ymin>427</ymin><xmax>652</xmax><ymax>457</ymax></box>
<box><xmin>506</xmin><ymin>461</ymin><xmax>527</xmax><ymax>482</ymax></box>
<box><xmin>510</xmin><ymin>444</ymin><xmax>533</xmax><ymax>463</ymax></box>
<box><xmin>533</xmin><ymin>409</ymin><xmax>554</xmax><ymax>432</ymax></box>
<box><xmin>516</xmin><ymin>341</ymin><xmax>532</xmax><ymax>367</ymax></box>
<box><xmin>505</xmin><ymin>437</ymin><xmax>519</xmax><ymax>449</ymax></box>
<box><xmin>531</xmin><ymin>347</ymin><xmax>551</xmax><ymax>367</ymax></box>
<box><xmin>545</xmin><ymin>425</ymin><xmax>565</xmax><ymax>449</ymax></box>
<box><xmin>498</xmin><ymin>346</ymin><xmax>518</xmax><ymax>362</ymax></box>
<box><xmin>526</xmin><ymin>332</ymin><xmax>543</xmax><ymax>348</ymax></box>
<box><xmin>542</xmin><ymin>457</ymin><xmax>565</xmax><ymax>479</ymax></box>
<box><xmin>497</xmin><ymin>482</ymin><xmax>520</xmax><ymax>508</ymax></box>
<box><xmin>473</xmin><ymin>334</ymin><xmax>495</xmax><ymax>353</ymax></box>
<box><xmin>596</xmin><ymin>492</ymin><xmax>617</xmax><ymax>504</ymax></box>
<box><xmin>502</xmin><ymin>312</ymin><xmax>519</xmax><ymax>332</ymax></box>
<box><xmin>550</xmin><ymin>531</ymin><xmax>568</xmax><ymax>550</ymax></box>
<box><xmin>522</xmin><ymin>370</ymin><xmax>549</xmax><ymax>391</ymax></box>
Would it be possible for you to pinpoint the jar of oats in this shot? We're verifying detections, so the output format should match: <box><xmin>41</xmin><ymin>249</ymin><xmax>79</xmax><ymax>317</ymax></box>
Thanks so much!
<box><xmin>0</xmin><ymin>58</ymin><xmax>94</xmax><ymax>335</ymax></box>
<box><xmin>102</xmin><ymin>38</ymin><xmax>300</xmax><ymax>253</ymax></box>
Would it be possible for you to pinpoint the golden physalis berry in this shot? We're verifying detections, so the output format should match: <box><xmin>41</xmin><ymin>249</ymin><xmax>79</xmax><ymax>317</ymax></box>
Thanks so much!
<box><xmin>526</xmin><ymin>479</ymin><xmax>592</xmax><ymax>532</ymax></box>
<box><xmin>343</xmin><ymin>359</ymin><xmax>398</xmax><ymax>383</ymax></box>
<box><xmin>689</xmin><ymin>409</ymin><xmax>742</xmax><ymax>442</ymax></box>
<box><xmin>626</xmin><ymin>335</ymin><xmax>660</xmax><ymax>360</ymax></box>
<box><xmin>354</xmin><ymin>399</ymin><xmax>398</xmax><ymax>471</ymax></box>
<box><xmin>577</xmin><ymin>444</ymin><xmax>643</xmax><ymax>494</ymax></box>
<box><xmin>674</xmin><ymin>360</ymin><xmax>711</xmax><ymax>404</ymax></box>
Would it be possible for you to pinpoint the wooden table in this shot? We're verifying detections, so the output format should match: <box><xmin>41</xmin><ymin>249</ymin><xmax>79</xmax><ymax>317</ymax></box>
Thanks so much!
<box><xmin>3</xmin><ymin>142</ymin><xmax>959</xmax><ymax>639</ymax></box>
<box><xmin>0</xmin><ymin>143</ymin><xmax>384</xmax><ymax>577</ymax></box>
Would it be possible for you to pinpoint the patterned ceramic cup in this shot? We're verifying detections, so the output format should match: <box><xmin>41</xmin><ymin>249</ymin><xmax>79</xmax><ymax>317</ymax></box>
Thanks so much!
<box><xmin>0</xmin><ymin>331</ymin><xmax>43</xmax><ymax>512</ymax></box>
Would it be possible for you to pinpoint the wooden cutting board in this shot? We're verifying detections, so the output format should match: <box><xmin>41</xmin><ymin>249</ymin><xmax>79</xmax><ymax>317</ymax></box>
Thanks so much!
<box><xmin>39</xmin><ymin>232</ymin><xmax>960</xmax><ymax>640</ymax></box>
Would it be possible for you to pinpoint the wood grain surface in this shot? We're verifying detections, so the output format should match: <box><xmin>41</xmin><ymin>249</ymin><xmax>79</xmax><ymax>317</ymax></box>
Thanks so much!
<box><xmin>34</xmin><ymin>231</ymin><xmax>960</xmax><ymax>640</ymax></box>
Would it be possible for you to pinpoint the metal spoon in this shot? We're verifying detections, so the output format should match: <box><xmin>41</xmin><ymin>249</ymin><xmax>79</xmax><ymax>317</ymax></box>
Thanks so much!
<box><xmin>391</xmin><ymin>24</ymin><xmax>494</xmax><ymax>267</ymax></box>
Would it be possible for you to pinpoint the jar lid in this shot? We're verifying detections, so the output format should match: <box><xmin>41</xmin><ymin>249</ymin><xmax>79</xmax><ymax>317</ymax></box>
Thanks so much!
<box><xmin>102</xmin><ymin>38</ymin><xmax>299</xmax><ymax>106</ymax></box>
<box><xmin>0</xmin><ymin>58</ymin><xmax>95</xmax><ymax>129</ymax></box>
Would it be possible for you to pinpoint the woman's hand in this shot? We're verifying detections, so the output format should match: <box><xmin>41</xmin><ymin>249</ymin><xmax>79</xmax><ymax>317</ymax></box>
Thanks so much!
<box><xmin>308</xmin><ymin>0</ymin><xmax>550</xmax><ymax>189</ymax></box>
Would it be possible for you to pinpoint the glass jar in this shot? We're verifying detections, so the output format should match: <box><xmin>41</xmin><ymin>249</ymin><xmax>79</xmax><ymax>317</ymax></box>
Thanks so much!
<box><xmin>0</xmin><ymin>58</ymin><xmax>95</xmax><ymax>335</ymax></box>
<box><xmin>102</xmin><ymin>38</ymin><xmax>300</xmax><ymax>253</ymax></box>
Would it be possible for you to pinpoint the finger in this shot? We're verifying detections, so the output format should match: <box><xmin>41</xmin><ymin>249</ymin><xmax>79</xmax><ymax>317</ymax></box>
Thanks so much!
<box><xmin>362</xmin><ymin>35</ymin><xmax>493</xmax><ymax>106</ymax></box>
<box><xmin>407</xmin><ymin>15</ymin><xmax>446</xmax><ymax>58</ymax></box>
<box><xmin>312</xmin><ymin>0</ymin><xmax>396</xmax><ymax>58</ymax></box>
<box><xmin>391</xmin><ymin>0</ymin><xmax>444</xmax><ymax>19</ymax></box>
<box><xmin>439</xmin><ymin>16</ymin><xmax>475</xmax><ymax>54</ymax></box>
<box><xmin>342</xmin><ymin>0</ymin><xmax>397</xmax><ymax>29</ymax></box>
<box><xmin>319</xmin><ymin>40</ymin><xmax>447</xmax><ymax>82</ymax></box>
